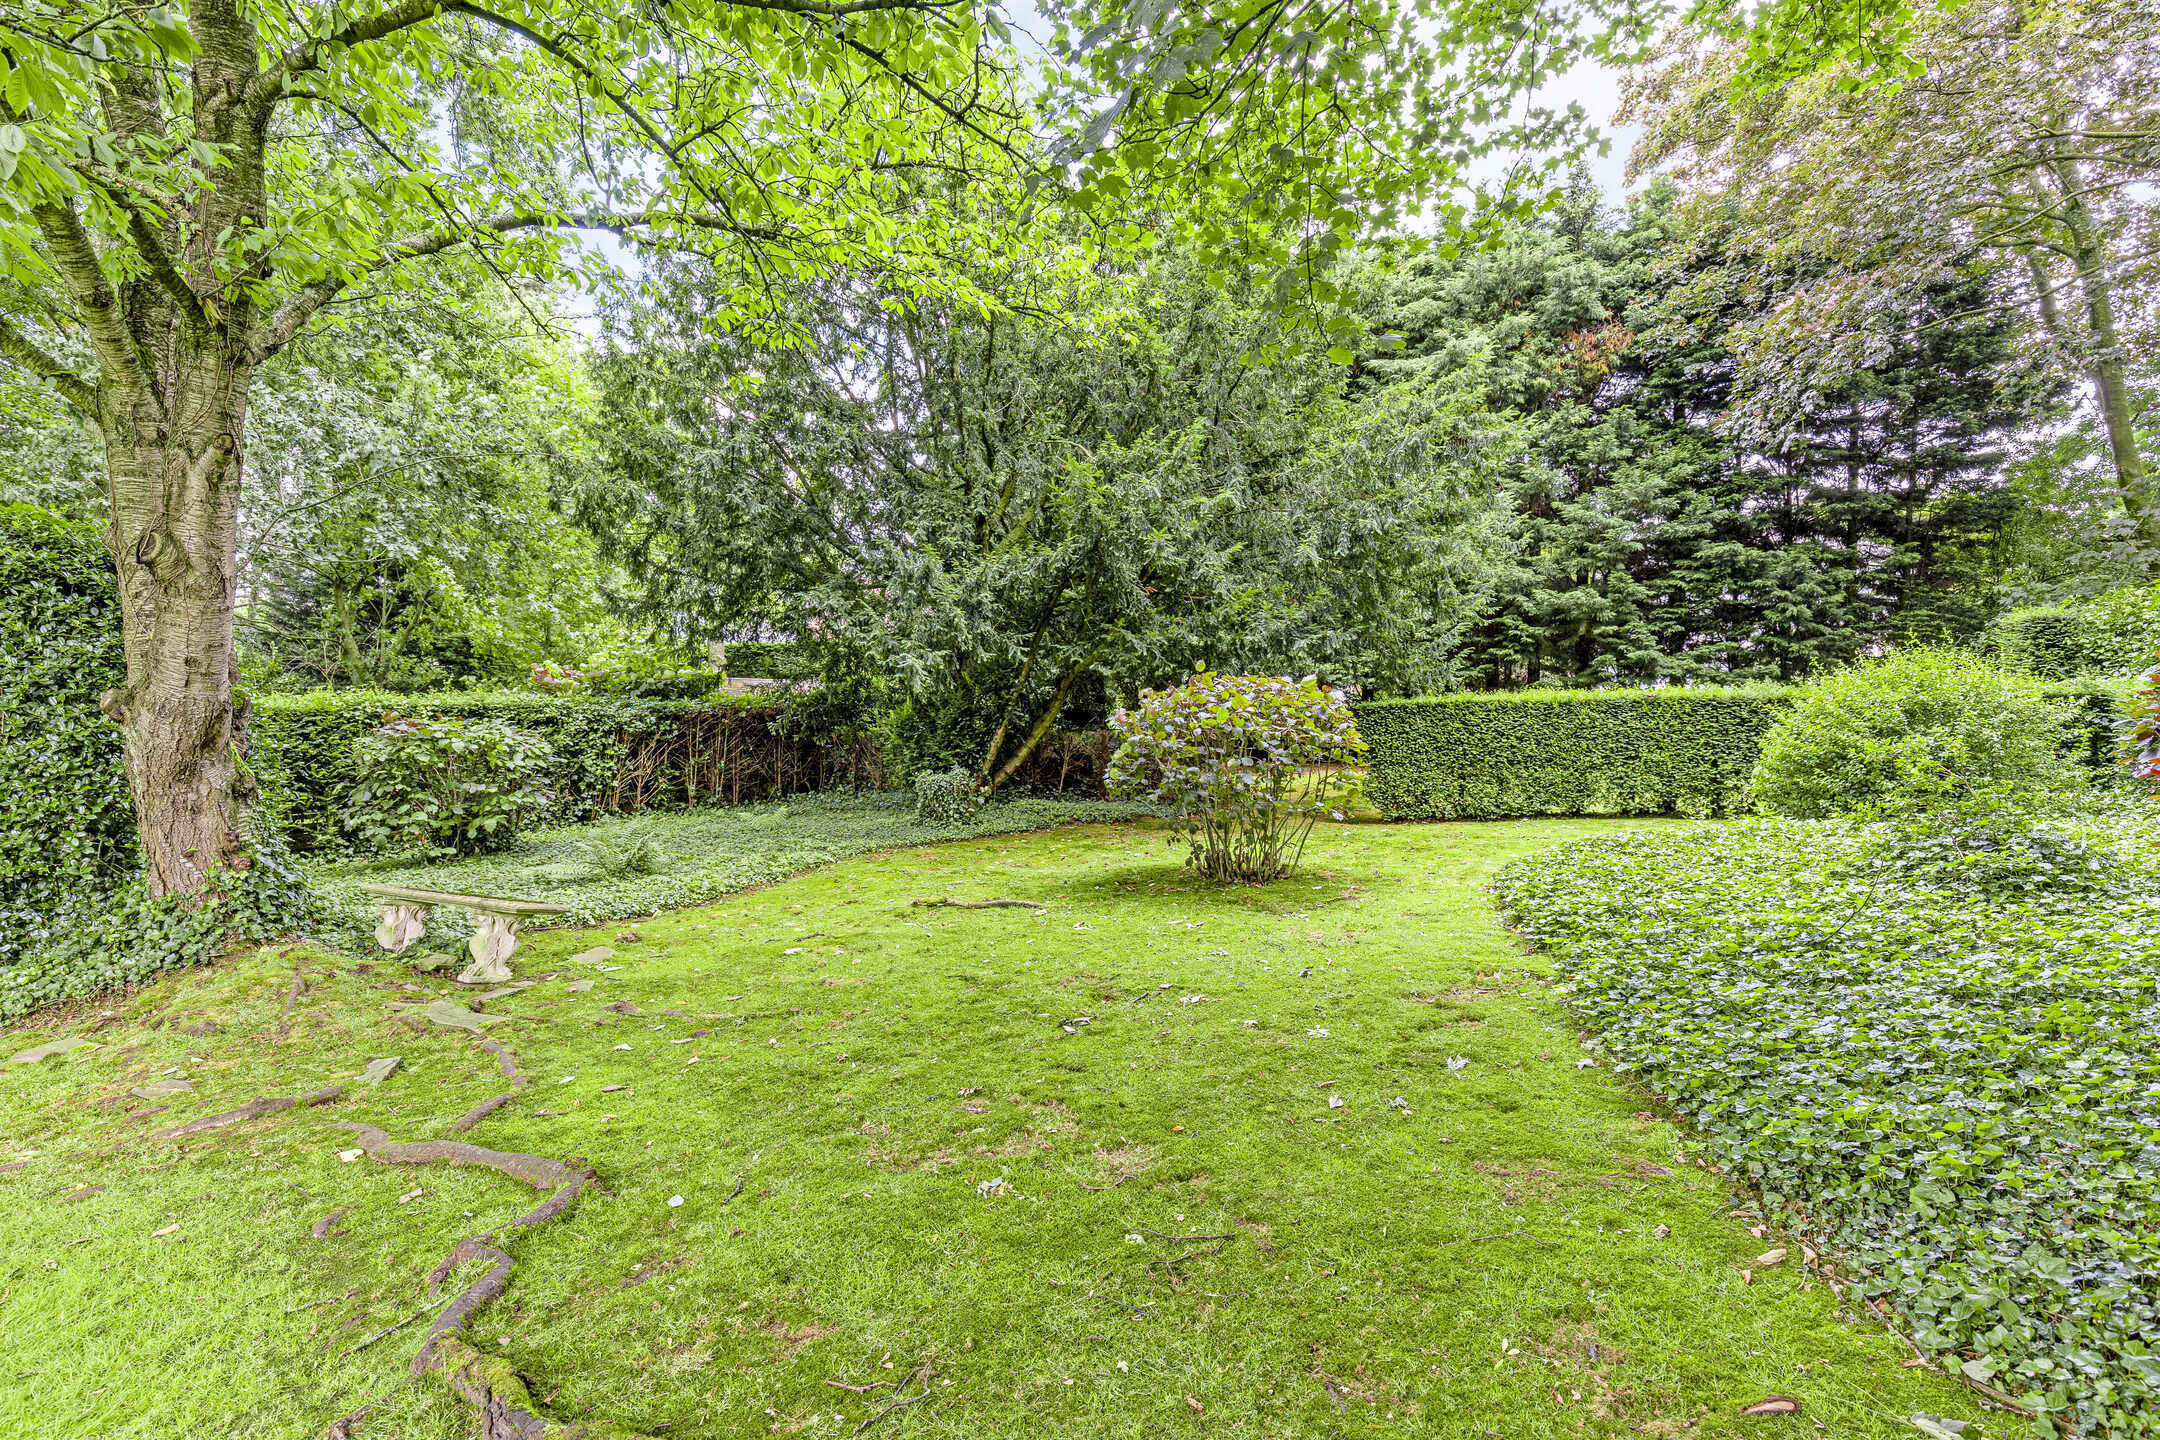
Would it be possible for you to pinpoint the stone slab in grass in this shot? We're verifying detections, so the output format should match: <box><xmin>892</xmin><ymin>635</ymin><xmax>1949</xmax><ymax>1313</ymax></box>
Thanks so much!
<box><xmin>8</xmin><ymin>1036</ymin><xmax>94</xmax><ymax>1064</ymax></box>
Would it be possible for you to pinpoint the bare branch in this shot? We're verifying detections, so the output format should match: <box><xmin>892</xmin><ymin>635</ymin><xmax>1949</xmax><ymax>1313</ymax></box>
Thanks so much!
<box><xmin>0</xmin><ymin>312</ymin><xmax>98</xmax><ymax>415</ymax></box>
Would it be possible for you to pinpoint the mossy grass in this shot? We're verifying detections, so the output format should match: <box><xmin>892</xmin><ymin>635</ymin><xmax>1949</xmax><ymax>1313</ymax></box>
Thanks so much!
<box><xmin>1</xmin><ymin>818</ymin><xmax>1975</xmax><ymax>1437</ymax></box>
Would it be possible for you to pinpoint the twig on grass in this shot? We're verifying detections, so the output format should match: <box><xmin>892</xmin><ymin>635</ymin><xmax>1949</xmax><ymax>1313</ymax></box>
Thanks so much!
<box><xmin>324</xmin><ymin>1387</ymin><xmax>394</xmax><ymax>1440</ymax></box>
<box><xmin>721</xmin><ymin>1176</ymin><xmax>745</xmax><ymax>1204</ymax></box>
<box><xmin>825</xmin><ymin>1378</ymin><xmax>897</xmax><ymax>1393</ymax></box>
<box><xmin>1441</xmin><ymin>1231</ymin><xmax>1561</xmax><ymax>1247</ymax></box>
<box><xmin>1077</xmin><ymin>1175</ymin><xmax>1129</xmax><ymax>1191</ymax></box>
<box><xmin>854</xmin><ymin>1365</ymin><xmax>933</xmax><ymax>1433</ymax></box>
<box><xmin>1094</xmin><ymin>1294</ymin><xmax>1154</xmax><ymax>1318</ymax></box>
<box><xmin>337</xmin><ymin>1305</ymin><xmax>429</xmax><ymax>1359</ymax></box>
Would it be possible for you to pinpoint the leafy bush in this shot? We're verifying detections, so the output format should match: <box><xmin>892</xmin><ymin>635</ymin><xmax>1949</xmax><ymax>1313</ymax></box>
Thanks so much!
<box><xmin>0</xmin><ymin>504</ymin><xmax>136</xmax><ymax>966</ymax></box>
<box><xmin>1750</xmin><ymin>649</ymin><xmax>2081</xmax><ymax>818</ymax></box>
<box><xmin>1494</xmin><ymin>813</ymin><xmax>2160</xmax><ymax>1436</ymax></box>
<box><xmin>0</xmin><ymin>843</ymin><xmax>317</xmax><ymax>1023</ymax></box>
<box><xmin>1989</xmin><ymin>583</ymin><xmax>2160</xmax><ymax>678</ymax></box>
<box><xmin>341</xmin><ymin>714</ymin><xmax>555</xmax><ymax>858</ymax></box>
<box><xmin>251</xmin><ymin>689</ymin><xmax>834</xmax><ymax>852</ymax></box>
<box><xmin>2128</xmin><ymin>651</ymin><xmax>2160</xmax><ymax>783</ymax></box>
<box><xmin>913</xmin><ymin>767</ymin><xmax>984</xmax><ymax>826</ymax></box>
<box><xmin>1354</xmin><ymin>687</ymin><xmax>1787</xmax><ymax>821</ymax></box>
<box><xmin>1107</xmin><ymin>672</ymin><xmax>1364</xmax><ymax>883</ymax></box>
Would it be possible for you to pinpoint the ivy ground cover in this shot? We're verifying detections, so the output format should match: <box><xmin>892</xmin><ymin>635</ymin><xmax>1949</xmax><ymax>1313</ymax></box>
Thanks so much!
<box><xmin>1495</xmin><ymin>819</ymin><xmax>2160</xmax><ymax>1437</ymax></box>
<box><xmin>1</xmin><ymin>819</ymin><xmax>1971</xmax><ymax>1437</ymax></box>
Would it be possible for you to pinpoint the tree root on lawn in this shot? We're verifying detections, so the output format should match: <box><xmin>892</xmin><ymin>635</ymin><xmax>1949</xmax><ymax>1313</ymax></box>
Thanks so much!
<box><xmin>150</xmin><ymin>1085</ymin><xmax>346</xmax><ymax>1140</ymax></box>
<box><xmin>451</xmin><ymin>1037</ymin><xmax>531</xmax><ymax>1134</ymax></box>
<box><xmin>908</xmin><ymin>897</ymin><xmax>1045</xmax><ymax>909</ymax></box>
<box><xmin>332</xmin><ymin>1089</ymin><xmax>650</xmax><ymax>1438</ymax></box>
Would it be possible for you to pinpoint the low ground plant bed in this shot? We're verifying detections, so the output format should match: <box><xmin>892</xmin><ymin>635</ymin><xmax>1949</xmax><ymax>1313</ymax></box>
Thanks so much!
<box><xmin>0</xmin><ymin>820</ymin><xmax>1973</xmax><ymax>1438</ymax></box>
<box><xmin>312</xmin><ymin>792</ymin><xmax>1162</xmax><ymax>944</ymax></box>
<box><xmin>1495</xmin><ymin>810</ymin><xmax>2160</xmax><ymax>1436</ymax></box>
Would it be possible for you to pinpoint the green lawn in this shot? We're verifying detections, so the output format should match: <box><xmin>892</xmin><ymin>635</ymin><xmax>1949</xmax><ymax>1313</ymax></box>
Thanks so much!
<box><xmin>0</xmin><ymin>816</ymin><xmax>1976</xmax><ymax>1438</ymax></box>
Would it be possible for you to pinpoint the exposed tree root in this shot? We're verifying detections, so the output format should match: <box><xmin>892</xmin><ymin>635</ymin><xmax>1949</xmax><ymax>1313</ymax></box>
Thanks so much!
<box><xmin>150</xmin><ymin>1085</ymin><xmax>345</xmax><ymax>1140</ymax></box>
<box><xmin>333</xmin><ymin>1123</ymin><xmax>575</xmax><ymax>1190</ymax></box>
<box><xmin>334</xmin><ymin>1110</ymin><xmax>641</xmax><ymax>1439</ymax></box>
<box><xmin>312</xmin><ymin>1207</ymin><xmax>350</xmax><ymax>1238</ymax></box>
<box><xmin>910</xmin><ymin>897</ymin><xmax>1045</xmax><ymax>909</ymax></box>
<box><xmin>452</xmin><ymin>1036</ymin><xmax>531</xmax><ymax>1134</ymax></box>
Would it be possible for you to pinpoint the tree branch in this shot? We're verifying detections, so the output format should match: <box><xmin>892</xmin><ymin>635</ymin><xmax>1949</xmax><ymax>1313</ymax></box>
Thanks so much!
<box><xmin>32</xmin><ymin>199</ymin><xmax>157</xmax><ymax>403</ymax></box>
<box><xmin>0</xmin><ymin>313</ymin><xmax>98</xmax><ymax>415</ymax></box>
<box><xmin>245</xmin><ymin>206</ymin><xmax>788</xmax><ymax>363</ymax></box>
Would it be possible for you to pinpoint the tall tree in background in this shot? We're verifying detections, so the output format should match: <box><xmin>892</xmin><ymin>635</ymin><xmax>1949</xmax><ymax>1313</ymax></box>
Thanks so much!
<box><xmin>0</xmin><ymin>0</ymin><xmax>1629</xmax><ymax>899</ymax></box>
<box><xmin>1628</xmin><ymin>0</ymin><xmax>2159</xmax><ymax>552</ymax></box>
<box><xmin>578</xmin><ymin>252</ymin><xmax>1510</xmax><ymax>785</ymax></box>
<box><xmin>1355</xmin><ymin>181</ymin><xmax>2052</xmax><ymax>684</ymax></box>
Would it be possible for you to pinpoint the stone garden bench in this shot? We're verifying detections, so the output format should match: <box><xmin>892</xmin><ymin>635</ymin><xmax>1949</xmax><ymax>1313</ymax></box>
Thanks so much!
<box><xmin>356</xmin><ymin>884</ymin><xmax>569</xmax><ymax>985</ymax></box>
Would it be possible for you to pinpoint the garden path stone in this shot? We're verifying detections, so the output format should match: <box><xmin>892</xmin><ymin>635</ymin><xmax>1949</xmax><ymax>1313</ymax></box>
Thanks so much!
<box><xmin>130</xmin><ymin>1078</ymin><xmax>193</xmax><ymax>1099</ymax></box>
<box><xmin>8</xmin><ymin>1037</ymin><xmax>94</xmax><ymax>1063</ymax></box>
<box><xmin>424</xmin><ymin>1001</ymin><xmax>506</xmax><ymax>1034</ymax></box>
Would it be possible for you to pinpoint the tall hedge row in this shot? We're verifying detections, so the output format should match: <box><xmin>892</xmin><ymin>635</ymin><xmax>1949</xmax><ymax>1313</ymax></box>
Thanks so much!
<box><xmin>1354</xmin><ymin>688</ymin><xmax>1798</xmax><ymax>821</ymax></box>
<box><xmin>1354</xmin><ymin>681</ymin><xmax>2134</xmax><ymax>822</ymax></box>
<box><xmin>251</xmin><ymin>690</ymin><xmax>845</xmax><ymax>853</ymax></box>
<box><xmin>0</xmin><ymin>506</ymin><xmax>136</xmax><ymax>963</ymax></box>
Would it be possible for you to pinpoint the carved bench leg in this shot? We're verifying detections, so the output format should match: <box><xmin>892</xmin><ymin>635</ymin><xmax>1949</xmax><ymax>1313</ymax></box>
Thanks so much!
<box><xmin>456</xmin><ymin>914</ymin><xmax>522</xmax><ymax>985</ymax></box>
<box><xmin>375</xmin><ymin>903</ymin><xmax>430</xmax><ymax>953</ymax></box>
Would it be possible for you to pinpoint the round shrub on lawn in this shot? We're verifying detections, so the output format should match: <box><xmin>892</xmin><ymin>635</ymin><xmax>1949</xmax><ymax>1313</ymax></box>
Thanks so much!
<box><xmin>1750</xmin><ymin>648</ymin><xmax>2080</xmax><ymax>817</ymax></box>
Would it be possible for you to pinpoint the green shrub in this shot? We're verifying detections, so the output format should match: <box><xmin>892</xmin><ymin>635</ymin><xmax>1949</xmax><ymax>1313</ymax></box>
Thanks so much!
<box><xmin>1750</xmin><ymin>649</ymin><xmax>2081</xmax><ymax>818</ymax></box>
<box><xmin>0</xmin><ymin>504</ymin><xmax>136</xmax><ymax>965</ymax></box>
<box><xmin>1988</xmin><ymin>583</ymin><xmax>2160</xmax><ymax>677</ymax></box>
<box><xmin>913</xmin><ymin>767</ymin><xmax>984</xmax><ymax>826</ymax></box>
<box><xmin>251</xmin><ymin>689</ymin><xmax>832</xmax><ymax>852</ymax></box>
<box><xmin>342</xmin><ymin>714</ymin><xmax>556</xmax><ymax>858</ymax></box>
<box><xmin>721</xmin><ymin>640</ymin><xmax>818</xmax><ymax>680</ymax></box>
<box><xmin>1354</xmin><ymin>687</ymin><xmax>1786</xmax><ymax>821</ymax></box>
<box><xmin>1107</xmin><ymin>672</ymin><xmax>1364</xmax><ymax>883</ymax></box>
<box><xmin>0</xmin><ymin>847</ymin><xmax>316</xmax><ymax>1023</ymax></box>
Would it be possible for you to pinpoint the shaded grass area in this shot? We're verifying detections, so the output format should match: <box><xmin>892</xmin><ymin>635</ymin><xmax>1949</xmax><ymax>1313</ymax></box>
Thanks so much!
<box><xmin>1</xmin><ymin>819</ymin><xmax>1975</xmax><ymax>1438</ymax></box>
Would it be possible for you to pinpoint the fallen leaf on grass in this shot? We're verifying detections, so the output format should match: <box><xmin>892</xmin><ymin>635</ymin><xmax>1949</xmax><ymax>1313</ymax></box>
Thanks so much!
<box><xmin>1327</xmin><ymin>1095</ymin><xmax>1344</xmax><ymax>1110</ymax></box>
<box><xmin>336</xmin><ymin>1148</ymin><xmax>364</xmax><ymax>1163</ymax></box>
<box><xmin>1186</xmin><ymin>1394</ymin><xmax>1203</xmax><ymax>1413</ymax></box>
<box><xmin>568</xmin><ymin>947</ymin><xmax>615</xmax><ymax>965</ymax></box>
<box><xmin>1909</xmin><ymin>1416</ymin><xmax>1968</xmax><ymax>1439</ymax></box>
<box><xmin>151</xmin><ymin>1224</ymin><xmax>179</xmax><ymax>1237</ymax></box>
<box><xmin>356</xmin><ymin>1057</ymin><xmax>401</xmax><ymax>1084</ymax></box>
<box><xmin>1756</xmin><ymin>1248</ymin><xmax>1788</xmax><ymax>1267</ymax></box>
<box><xmin>1739</xmin><ymin>1397</ymin><xmax>1800</xmax><ymax>1415</ymax></box>
<box><xmin>423</xmin><ymin>1000</ymin><xmax>503</xmax><ymax>1034</ymax></box>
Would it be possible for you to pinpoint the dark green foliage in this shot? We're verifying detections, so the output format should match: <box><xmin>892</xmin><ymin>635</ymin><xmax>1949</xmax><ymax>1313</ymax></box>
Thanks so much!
<box><xmin>912</xmin><ymin>768</ymin><xmax>984</xmax><ymax>826</ymax></box>
<box><xmin>1987</xmin><ymin>583</ymin><xmax>2160</xmax><ymax>678</ymax></box>
<box><xmin>574</xmin><ymin>255</ymin><xmax>1502</xmax><ymax>788</ymax></box>
<box><xmin>250</xmin><ymin>690</ymin><xmax>831</xmax><ymax>853</ymax></box>
<box><xmin>341</xmin><ymin>714</ymin><xmax>555</xmax><ymax>858</ymax></box>
<box><xmin>1985</xmin><ymin>605</ymin><xmax>2114</xmax><ymax>679</ymax></box>
<box><xmin>1750</xmin><ymin>650</ymin><xmax>2081</xmax><ymax>818</ymax></box>
<box><xmin>721</xmin><ymin>641</ymin><xmax>817</xmax><ymax>680</ymax></box>
<box><xmin>0</xmin><ymin>846</ymin><xmax>316</xmax><ymax>1023</ymax></box>
<box><xmin>0</xmin><ymin>504</ymin><xmax>134</xmax><ymax>965</ymax></box>
<box><xmin>1354</xmin><ymin>688</ymin><xmax>1787</xmax><ymax>820</ymax></box>
<box><xmin>1356</xmin><ymin>182</ymin><xmax>2057</xmax><ymax>685</ymax></box>
<box><xmin>1494</xmin><ymin>813</ymin><xmax>2160</xmax><ymax>1436</ymax></box>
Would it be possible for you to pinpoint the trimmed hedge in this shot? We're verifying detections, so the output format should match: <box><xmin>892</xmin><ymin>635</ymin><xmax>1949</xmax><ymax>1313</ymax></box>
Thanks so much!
<box><xmin>1987</xmin><ymin>583</ymin><xmax>2160</xmax><ymax>678</ymax></box>
<box><xmin>251</xmin><ymin>689</ymin><xmax>842</xmax><ymax>853</ymax></box>
<box><xmin>1354</xmin><ymin>687</ymin><xmax>1796</xmax><ymax>821</ymax></box>
<box><xmin>1357</xmin><ymin>681</ymin><xmax>2134</xmax><ymax>822</ymax></box>
<box><xmin>0</xmin><ymin>505</ymin><xmax>135</xmax><ymax>964</ymax></box>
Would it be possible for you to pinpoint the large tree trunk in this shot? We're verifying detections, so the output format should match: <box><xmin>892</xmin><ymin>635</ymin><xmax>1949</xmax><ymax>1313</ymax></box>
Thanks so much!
<box><xmin>97</xmin><ymin>343</ymin><xmax>254</xmax><ymax>899</ymax></box>
<box><xmin>2049</xmin><ymin>158</ymin><xmax>2158</xmax><ymax>549</ymax></box>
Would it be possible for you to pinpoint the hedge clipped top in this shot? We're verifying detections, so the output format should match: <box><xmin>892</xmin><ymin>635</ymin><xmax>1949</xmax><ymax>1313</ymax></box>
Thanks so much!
<box><xmin>1354</xmin><ymin>685</ymin><xmax>1792</xmax><ymax>821</ymax></box>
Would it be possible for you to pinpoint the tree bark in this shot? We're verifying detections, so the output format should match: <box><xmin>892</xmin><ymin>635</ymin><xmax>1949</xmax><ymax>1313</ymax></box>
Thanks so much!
<box><xmin>2049</xmin><ymin>157</ymin><xmax>2157</xmax><ymax>548</ymax></box>
<box><xmin>98</xmin><ymin>340</ymin><xmax>255</xmax><ymax>898</ymax></box>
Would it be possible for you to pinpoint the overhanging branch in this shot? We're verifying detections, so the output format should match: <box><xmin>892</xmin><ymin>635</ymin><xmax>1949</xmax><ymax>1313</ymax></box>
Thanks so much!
<box><xmin>0</xmin><ymin>313</ymin><xmax>97</xmax><ymax>415</ymax></box>
<box><xmin>245</xmin><ymin>206</ymin><xmax>790</xmax><ymax>363</ymax></box>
